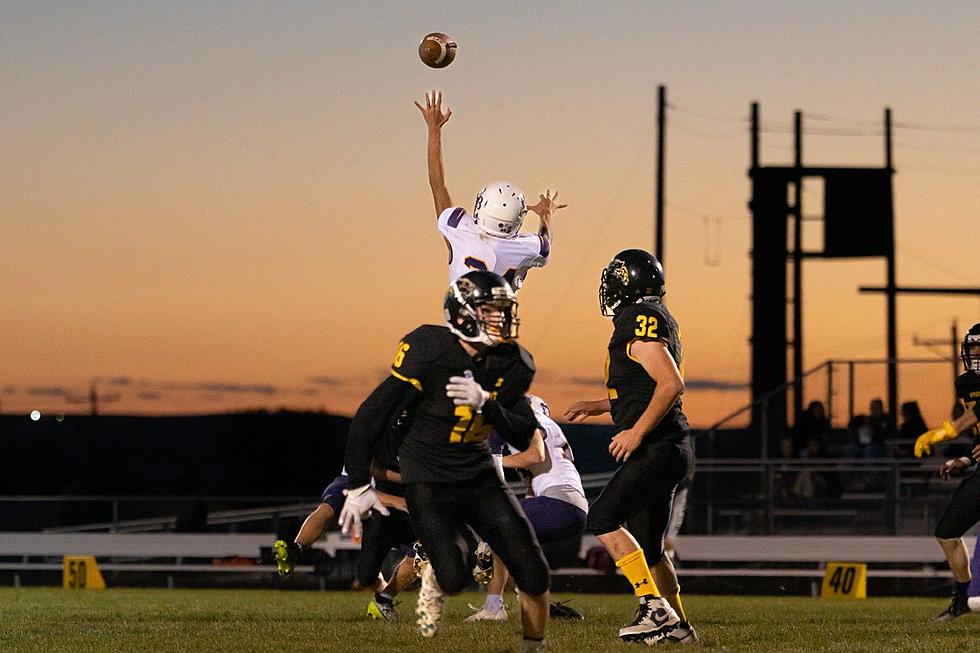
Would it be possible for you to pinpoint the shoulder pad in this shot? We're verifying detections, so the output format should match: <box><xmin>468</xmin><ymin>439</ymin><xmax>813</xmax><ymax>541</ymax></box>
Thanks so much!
<box><xmin>401</xmin><ymin>325</ymin><xmax>451</xmax><ymax>363</ymax></box>
<box><xmin>515</xmin><ymin>342</ymin><xmax>536</xmax><ymax>373</ymax></box>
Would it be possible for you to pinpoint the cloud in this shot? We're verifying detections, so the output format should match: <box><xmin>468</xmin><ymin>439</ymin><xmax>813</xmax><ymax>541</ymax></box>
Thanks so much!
<box><xmin>308</xmin><ymin>376</ymin><xmax>344</xmax><ymax>386</ymax></box>
<box><xmin>26</xmin><ymin>386</ymin><xmax>73</xmax><ymax>397</ymax></box>
<box><xmin>104</xmin><ymin>377</ymin><xmax>133</xmax><ymax>387</ymax></box>
<box><xmin>192</xmin><ymin>383</ymin><xmax>278</xmax><ymax>395</ymax></box>
<box><xmin>154</xmin><ymin>381</ymin><xmax>280</xmax><ymax>395</ymax></box>
<box><xmin>684</xmin><ymin>378</ymin><xmax>749</xmax><ymax>391</ymax></box>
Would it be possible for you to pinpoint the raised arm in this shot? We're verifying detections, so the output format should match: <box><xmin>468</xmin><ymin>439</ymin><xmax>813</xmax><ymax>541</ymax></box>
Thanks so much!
<box><xmin>415</xmin><ymin>90</ymin><xmax>453</xmax><ymax>217</ymax></box>
<box><xmin>526</xmin><ymin>189</ymin><xmax>567</xmax><ymax>248</ymax></box>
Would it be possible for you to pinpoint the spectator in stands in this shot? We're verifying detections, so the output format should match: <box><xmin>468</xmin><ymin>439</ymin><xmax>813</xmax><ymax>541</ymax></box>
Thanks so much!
<box><xmin>893</xmin><ymin>401</ymin><xmax>927</xmax><ymax>458</ymax></box>
<box><xmin>869</xmin><ymin>398</ymin><xmax>892</xmax><ymax>440</ymax></box>
<box><xmin>794</xmin><ymin>401</ymin><xmax>832</xmax><ymax>456</ymax></box>
<box><xmin>845</xmin><ymin>400</ymin><xmax>888</xmax><ymax>458</ymax></box>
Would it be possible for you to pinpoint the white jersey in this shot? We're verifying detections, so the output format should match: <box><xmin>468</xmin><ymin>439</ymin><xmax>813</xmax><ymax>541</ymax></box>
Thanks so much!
<box><xmin>526</xmin><ymin>409</ymin><xmax>588</xmax><ymax>512</ymax></box>
<box><xmin>437</xmin><ymin>206</ymin><xmax>549</xmax><ymax>289</ymax></box>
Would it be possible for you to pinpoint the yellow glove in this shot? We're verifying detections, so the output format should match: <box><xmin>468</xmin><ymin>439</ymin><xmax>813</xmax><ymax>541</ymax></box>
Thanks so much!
<box><xmin>914</xmin><ymin>421</ymin><xmax>958</xmax><ymax>458</ymax></box>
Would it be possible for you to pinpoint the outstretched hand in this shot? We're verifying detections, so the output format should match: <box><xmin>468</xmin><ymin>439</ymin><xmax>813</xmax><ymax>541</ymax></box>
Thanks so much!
<box><xmin>527</xmin><ymin>189</ymin><xmax>567</xmax><ymax>217</ymax></box>
<box><xmin>563</xmin><ymin>399</ymin><xmax>608</xmax><ymax>423</ymax></box>
<box><xmin>415</xmin><ymin>90</ymin><xmax>452</xmax><ymax>130</ymax></box>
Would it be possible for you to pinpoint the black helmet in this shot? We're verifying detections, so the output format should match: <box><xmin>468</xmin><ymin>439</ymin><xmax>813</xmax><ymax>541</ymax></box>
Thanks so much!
<box><xmin>444</xmin><ymin>271</ymin><xmax>519</xmax><ymax>345</ymax></box>
<box><xmin>962</xmin><ymin>323</ymin><xmax>980</xmax><ymax>374</ymax></box>
<box><xmin>599</xmin><ymin>249</ymin><xmax>665</xmax><ymax>316</ymax></box>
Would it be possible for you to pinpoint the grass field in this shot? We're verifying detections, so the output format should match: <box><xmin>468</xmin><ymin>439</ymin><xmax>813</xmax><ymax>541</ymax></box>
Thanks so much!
<box><xmin>0</xmin><ymin>588</ymin><xmax>975</xmax><ymax>652</ymax></box>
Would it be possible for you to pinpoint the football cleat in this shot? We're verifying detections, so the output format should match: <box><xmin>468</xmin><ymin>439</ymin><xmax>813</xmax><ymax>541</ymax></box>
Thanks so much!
<box><xmin>367</xmin><ymin>597</ymin><xmax>396</xmax><ymax>621</ymax></box>
<box><xmin>473</xmin><ymin>541</ymin><xmax>494</xmax><ymax>584</ymax></box>
<box><xmin>618</xmin><ymin>596</ymin><xmax>679</xmax><ymax>642</ymax></box>
<box><xmin>934</xmin><ymin>592</ymin><xmax>970</xmax><ymax>621</ymax></box>
<box><xmin>464</xmin><ymin>604</ymin><xmax>508</xmax><ymax>622</ymax></box>
<box><xmin>272</xmin><ymin>540</ymin><xmax>298</xmax><ymax>577</ymax></box>
<box><xmin>660</xmin><ymin>620</ymin><xmax>699</xmax><ymax>644</ymax></box>
<box><xmin>549</xmin><ymin>600</ymin><xmax>584</xmax><ymax>621</ymax></box>
<box><xmin>413</xmin><ymin>542</ymin><xmax>430</xmax><ymax>578</ymax></box>
<box><xmin>416</xmin><ymin>563</ymin><xmax>445</xmax><ymax>638</ymax></box>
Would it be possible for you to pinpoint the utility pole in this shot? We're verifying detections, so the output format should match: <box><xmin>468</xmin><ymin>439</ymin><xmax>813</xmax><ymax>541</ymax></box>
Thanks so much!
<box><xmin>884</xmin><ymin>107</ymin><xmax>898</xmax><ymax>435</ymax></box>
<box><xmin>791</xmin><ymin>110</ymin><xmax>804</xmax><ymax>430</ymax></box>
<box><xmin>655</xmin><ymin>85</ymin><xmax>666</xmax><ymax>264</ymax></box>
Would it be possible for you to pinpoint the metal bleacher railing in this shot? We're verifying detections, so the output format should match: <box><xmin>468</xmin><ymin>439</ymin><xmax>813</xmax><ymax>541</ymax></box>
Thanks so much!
<box><xmin>0</xmin><ymin>456</ymin><xmax>959</xmax><ymax>537</ymax></box>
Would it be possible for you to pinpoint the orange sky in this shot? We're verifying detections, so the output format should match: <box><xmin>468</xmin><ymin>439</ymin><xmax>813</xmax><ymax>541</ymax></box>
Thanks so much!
<box><xmin>2</xmin><ymin>3</ymin><xmax>978</xmax><ymax>428</ymax></box>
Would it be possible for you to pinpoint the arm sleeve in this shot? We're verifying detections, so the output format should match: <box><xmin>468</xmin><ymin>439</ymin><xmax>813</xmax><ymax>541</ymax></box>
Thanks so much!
<box><xmin>481</xmin><ymin>396</ymin><xmax>538</xmax><ymax>453</ymax></box>
<box><xmin>344</xmin><ymin>376</ymin><xmax>419</xmax><ymax>487</ymax></box>
<box><xmin>437</xmin><ymin>206</ymin><xmax>468</xmax><ymax>235</ymax></box>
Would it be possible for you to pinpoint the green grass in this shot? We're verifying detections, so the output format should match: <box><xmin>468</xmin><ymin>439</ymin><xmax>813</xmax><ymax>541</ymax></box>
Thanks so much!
<box><xmin>0</xmin><ymin>588</ymin><xmax>975</xmax><ymax>652</ymax></box>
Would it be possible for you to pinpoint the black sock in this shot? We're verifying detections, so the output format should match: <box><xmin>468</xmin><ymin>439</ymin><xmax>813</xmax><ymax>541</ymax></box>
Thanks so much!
<box><xmin>375</xmin><ymin>592</ymin><xmax>393</xmax><ymax>604</ymax></box>
<box><xmin>955</xmin><ymin>580</ymin><xmax>970</xmax><ymax>596</ymax></box>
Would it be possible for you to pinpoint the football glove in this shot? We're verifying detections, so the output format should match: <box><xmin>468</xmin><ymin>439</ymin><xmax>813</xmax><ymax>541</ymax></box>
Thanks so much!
<box><xmin>914</xmin><ymin>421</ymin><xmax>958</xmax><ymax>458</ymax></box>
<box><xmin>445</xmin><ymin>373</ymin><xmax>488</xmax><ymax>410</ymax></box>
<box><xmin>339</xmin><ymin>484</ymin><xmax>389</xmax><ymax>540</ymax></box>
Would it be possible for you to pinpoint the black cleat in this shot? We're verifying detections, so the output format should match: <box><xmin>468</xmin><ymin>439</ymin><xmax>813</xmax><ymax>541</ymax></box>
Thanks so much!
<box><xmin>549</xmin><ymin>600</ymin><xmax>584</xmax><ymax>620</ymax></box>
<box><xmin>934</xmin><ymin>592</ymin><xmax>970</xmax><ymax>621</ymax></box>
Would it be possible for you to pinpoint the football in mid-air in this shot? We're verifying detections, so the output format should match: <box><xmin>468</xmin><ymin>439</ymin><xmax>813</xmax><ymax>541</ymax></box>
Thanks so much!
<box><xmin>418</xmin><ymin>32</ymin><xmax>457</xmax><ymax>69</ymax></box>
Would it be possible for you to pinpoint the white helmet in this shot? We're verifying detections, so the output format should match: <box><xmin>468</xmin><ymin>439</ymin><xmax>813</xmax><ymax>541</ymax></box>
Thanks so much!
<box><xmin>474</xmin><ymin>181</ymin><xmax>527</xmax><ymax>239</ymax></box>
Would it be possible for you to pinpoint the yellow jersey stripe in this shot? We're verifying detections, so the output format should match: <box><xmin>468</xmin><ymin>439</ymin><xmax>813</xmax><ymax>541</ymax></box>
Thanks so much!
<box><xmin>626</xmin><ymin>338</ymin><xmax>641</xmax><ymax>363</ymax></box>
<box><xmin>391</xmin><ymin>369</ymin><xmax>423</xmax><ymax>392</ymax></box>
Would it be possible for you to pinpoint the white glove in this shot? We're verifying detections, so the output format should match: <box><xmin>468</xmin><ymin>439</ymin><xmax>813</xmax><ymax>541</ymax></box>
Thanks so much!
<box><xmin>339</xmin><ymin>484</ymin><xmax>389</xmax><ymax>540</ymax></box>
<box><xmin>446</xmin><ymin>373</ymin><xmax>489</xmax><ymax>410</ymax></box>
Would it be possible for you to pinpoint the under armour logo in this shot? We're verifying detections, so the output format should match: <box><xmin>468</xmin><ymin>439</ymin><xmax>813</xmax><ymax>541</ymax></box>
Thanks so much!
<box><xmin>633</xmin><ymin>579</ymin><xmax>648</xmax><ymax>588</ymax></box>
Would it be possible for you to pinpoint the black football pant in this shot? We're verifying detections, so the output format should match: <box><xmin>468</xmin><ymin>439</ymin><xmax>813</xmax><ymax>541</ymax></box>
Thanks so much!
<box><xmin>405</xmin><ymin>467</ymin><xmax>550</xmax><ymax>596</ymax></box>
<box><xmin>588</xmin><ymin>437</ymin><xmax>694</xmax><ymax>564</ymax></box>
<box><xmin>356</xmin><ymin>507</ymin><xmax>417</xmax><ymax>588</ymax></box>
<box><xmin>935</xmin><ymin>470</ymin><xmax>980</xmax><ymax>540</ymax></box>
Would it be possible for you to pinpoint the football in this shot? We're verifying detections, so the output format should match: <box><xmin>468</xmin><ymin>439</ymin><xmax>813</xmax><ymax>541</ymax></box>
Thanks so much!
<box><xmin>418</xmin><ymin>32</ymin><xmax>457</xmax><ymax>69</ymax></box>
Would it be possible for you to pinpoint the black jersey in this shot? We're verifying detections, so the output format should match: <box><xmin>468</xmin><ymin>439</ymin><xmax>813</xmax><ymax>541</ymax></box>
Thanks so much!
<box><xmin>606</xmin><ymin>300</ymin><xmax>689</xmax><ymax>441</ymax></box>
<box><xmin>954</xmin><ymin>371</ymin><xmax>980</xmax><ymax>455</ymax></box>
<box><xmin>391</xmin><ymin>325</ymin><xmax>536</xmax><ymax>483</ymax></box>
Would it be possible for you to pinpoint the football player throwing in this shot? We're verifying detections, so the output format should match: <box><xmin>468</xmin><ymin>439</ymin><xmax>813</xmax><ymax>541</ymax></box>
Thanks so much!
<box><xmin>416</xmin><ymin>90</ymin><xmax>565</xmax><ymax>288</ymax></box>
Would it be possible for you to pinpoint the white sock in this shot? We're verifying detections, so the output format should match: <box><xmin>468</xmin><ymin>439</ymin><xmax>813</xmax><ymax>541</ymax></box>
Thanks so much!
<box><xmin>486</xmin><ymin>594</ymin><xmax>504</xmax><ymax>612</ymax></box>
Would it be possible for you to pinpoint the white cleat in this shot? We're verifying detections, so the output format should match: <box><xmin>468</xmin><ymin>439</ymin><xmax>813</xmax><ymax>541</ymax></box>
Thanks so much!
<box><xmin>464</xmin><ymin>604</ymin><xmax>508</xmax><ymax>622</ymax></box>
<box><xmin>658</xmin><ymin>620</ymin><xmax>699</xmax><ymax>644</ymax></box>
<box><xmin>618</xmin><ymin>597</ymin><xmax>680</xmax><ymax>643</ymax></box>
<box><xmin>416</xmin><ymin>564</ymin><xmax>445</xmax><ymax>638</ymax></box>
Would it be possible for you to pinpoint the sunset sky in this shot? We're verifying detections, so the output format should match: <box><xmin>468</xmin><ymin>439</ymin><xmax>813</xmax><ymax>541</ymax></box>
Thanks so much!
<box><xmin>2</xmin><ymin>2</ymin><xmax>978</xmax><ymax>427</ymax></box>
